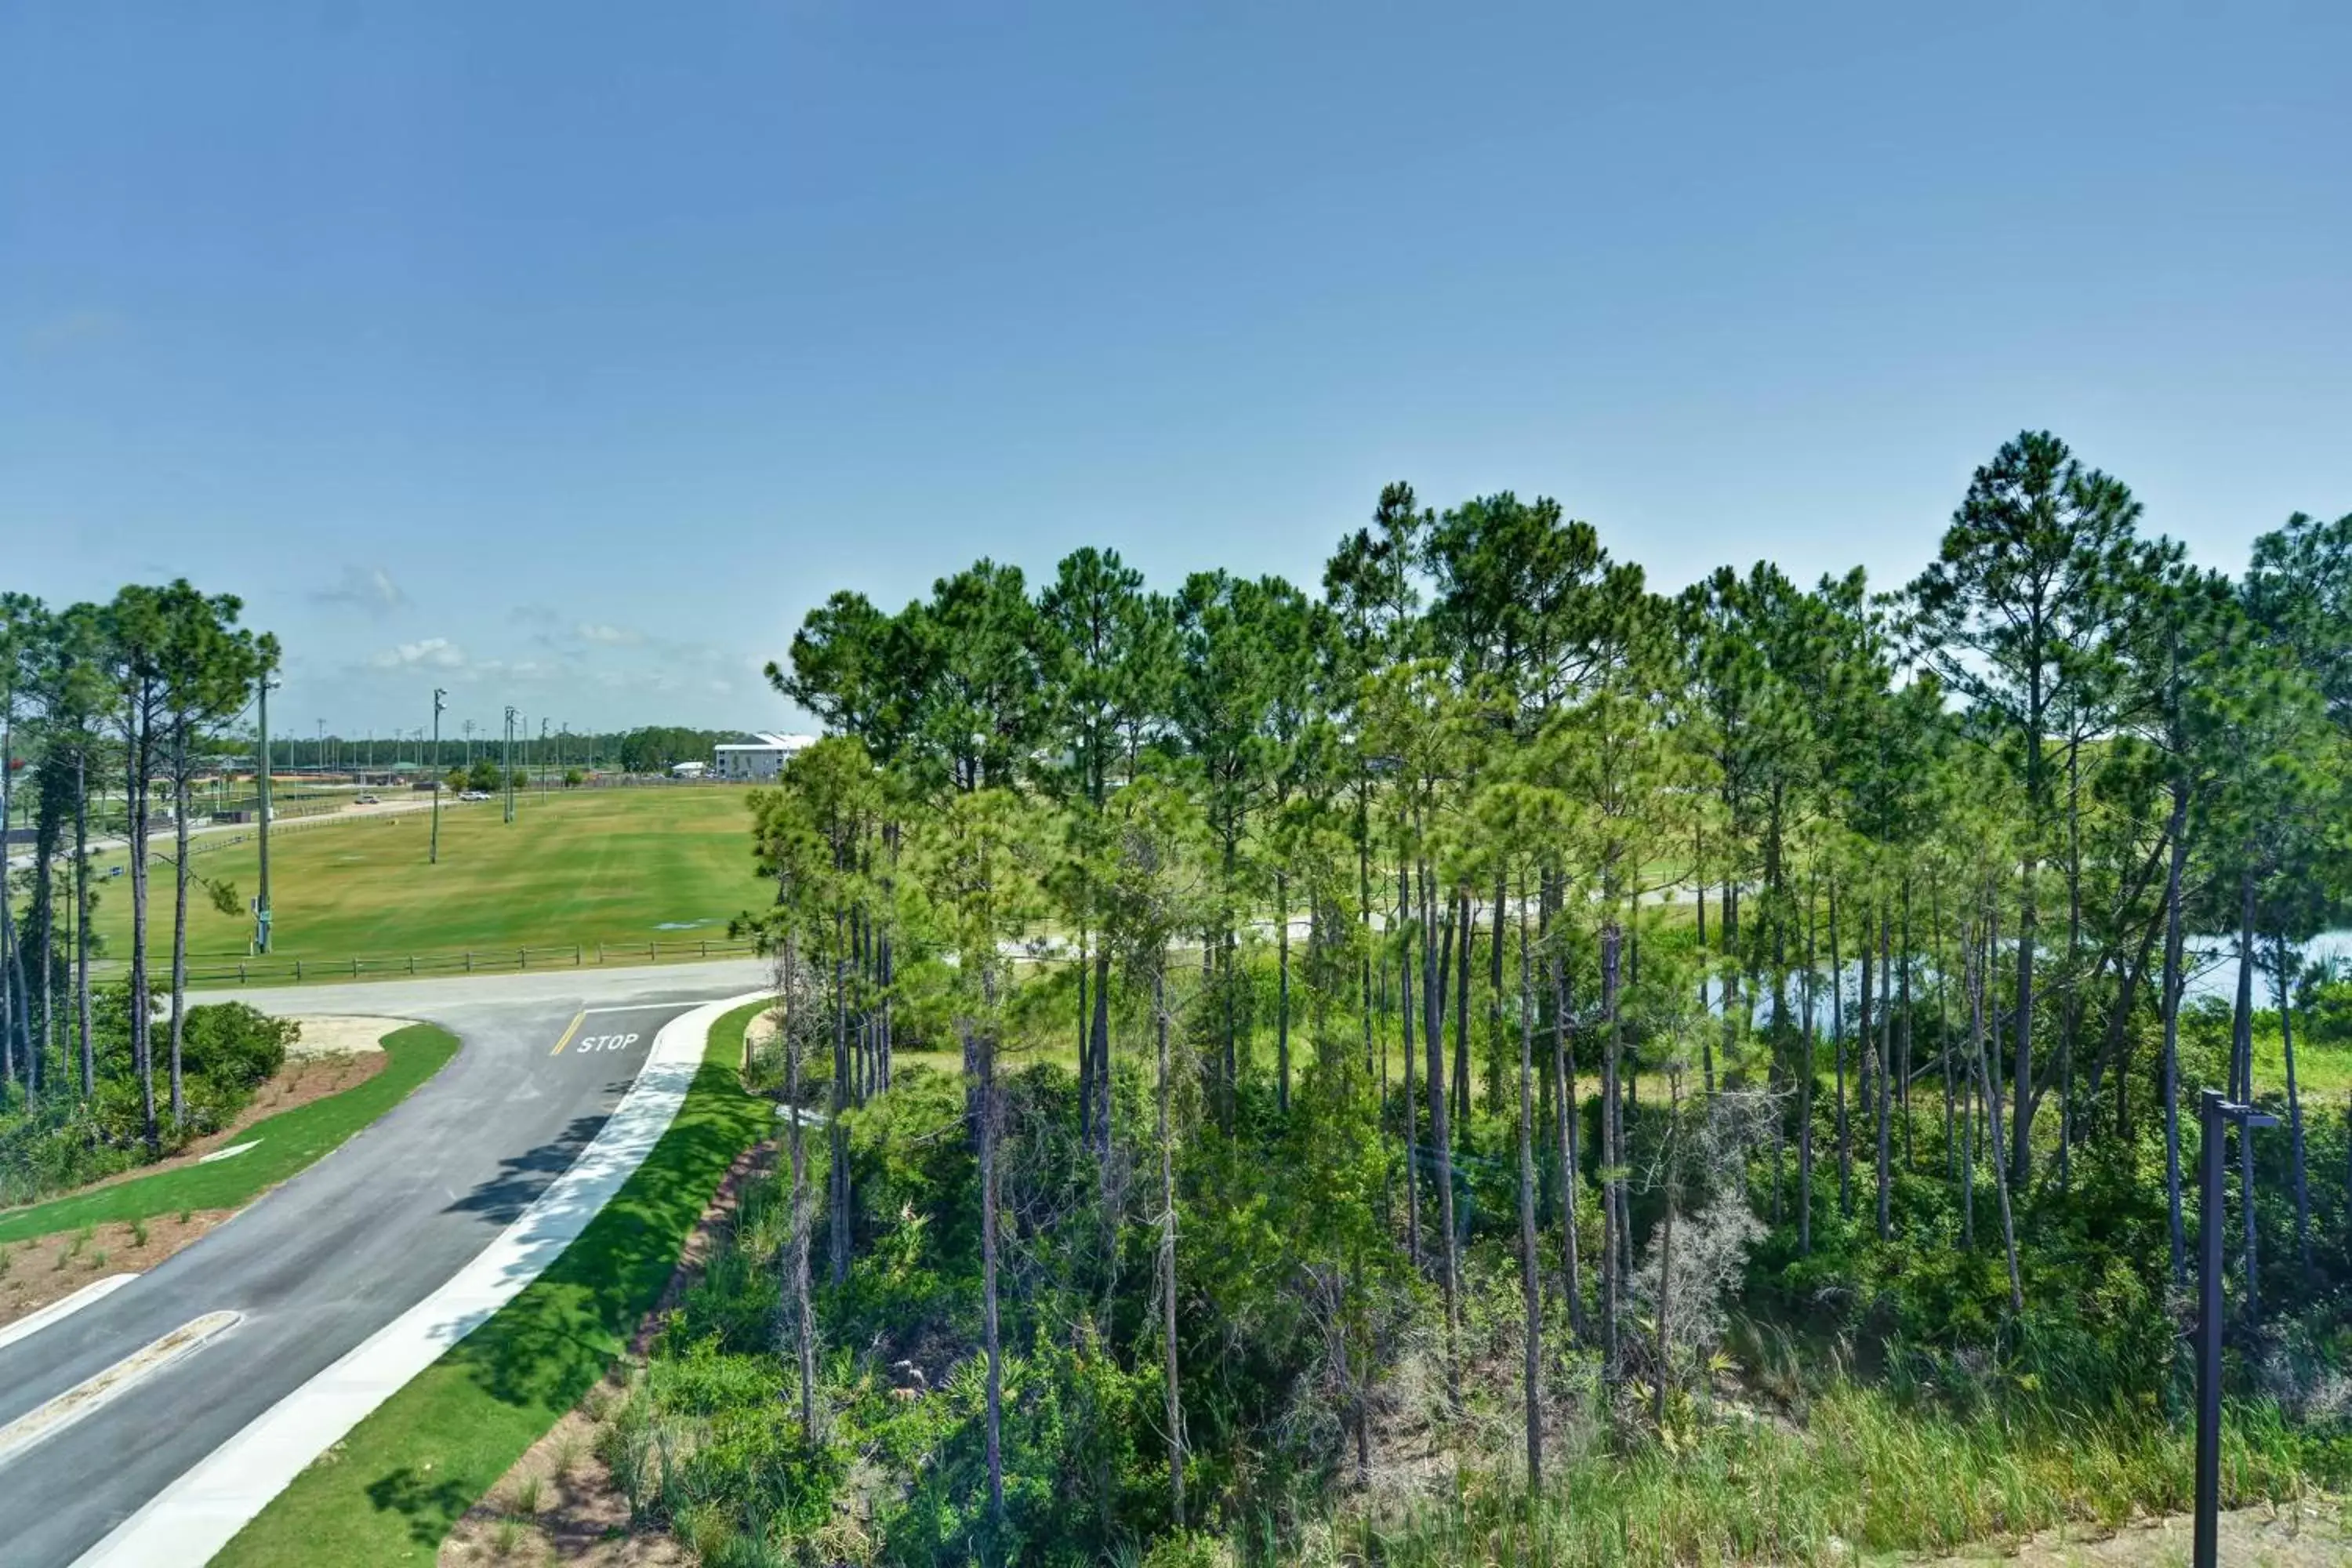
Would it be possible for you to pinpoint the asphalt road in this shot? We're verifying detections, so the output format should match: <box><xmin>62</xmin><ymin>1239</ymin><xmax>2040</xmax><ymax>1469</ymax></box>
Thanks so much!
<box><xmin>0</xmin><ymin>958</ymin><xmax>768</xmax><ymax>1568</ymax></box>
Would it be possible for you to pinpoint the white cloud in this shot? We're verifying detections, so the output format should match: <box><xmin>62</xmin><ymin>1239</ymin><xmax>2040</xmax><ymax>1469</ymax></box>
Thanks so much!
<box><xmin>370</xmin><ymin>637</ymin><xmax>464</xmax><ymax>670</ymax></box>
<box><xmin>576</xmin><ymin>622</ymin><xmax>644</xmax><ymax>646</ymax></box>
<box><xmin>314</xmin><ymin>564</ymin><xmax>409</xmax><ymax>616</ymax></box>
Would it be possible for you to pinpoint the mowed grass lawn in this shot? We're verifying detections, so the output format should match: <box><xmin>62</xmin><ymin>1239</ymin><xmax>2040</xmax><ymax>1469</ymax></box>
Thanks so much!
<box><xmin>87</xmin><ymin>787</ymin><xmax>768</xmax><ymax>967</ymax></box>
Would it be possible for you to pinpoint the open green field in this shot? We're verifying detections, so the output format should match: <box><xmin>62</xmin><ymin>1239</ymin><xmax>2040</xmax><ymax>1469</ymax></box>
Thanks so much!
<box><xmin>85</xmin><ymin>788</ymin><xmax>768</xmax><ymax>970</ymax></box>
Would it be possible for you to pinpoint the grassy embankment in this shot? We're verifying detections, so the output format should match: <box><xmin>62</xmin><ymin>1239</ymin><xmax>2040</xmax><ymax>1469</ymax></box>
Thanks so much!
<box><xmin>0</xmin><ymin>1024</ymin><xmax>459</xmax><ymax>1247</ymax></box>
<box><xmin>82</xmin><ymin>786</ymin><xmax>767</xmax><ymax>972</ymax></box>
<box><xmin>212</xmin><ymin>998</ymin><xmax>771</xmax><ymax>1568</ymax></box>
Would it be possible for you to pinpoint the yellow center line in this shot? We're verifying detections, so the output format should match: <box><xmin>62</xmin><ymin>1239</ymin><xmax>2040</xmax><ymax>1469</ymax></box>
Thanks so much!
<box><xmin>550</xmin><ymin>1011</ymin><xmax>586</xmax><ymax>1056</ymax></box>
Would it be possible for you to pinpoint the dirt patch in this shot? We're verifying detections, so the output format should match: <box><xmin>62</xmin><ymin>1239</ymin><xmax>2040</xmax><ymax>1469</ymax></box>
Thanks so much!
<box><xmin>439</xmin><ymin>1141</ymin><xmax>776</xmax><ymax>1568</ymax></box>
<box><xmin>204</xmin><ymin>1048</ymin><xmax>390</xmax><ymax>1143</ymax></box>
<box><xmin>1921</xmin><ymin>1497</ymin><xmax>2345</xmax><ymax>1566</ymax></box>
<box><xmin>136</xmin><ymin>1049</ymin><xmax>390</xmax><ymax>1177</ymax></box>
<box><xmin>284</xmin><ymin>1014</ymin><xmax>408</xmax><ymax>1058</ymax></box>
<box><xmin>0</xmin><ymin>1210</ymin><xmax>236</xmax><ymax>1330</ymax></box>
<box><xmin>7</xmin><ymin>1047</ymin><xmax>391</xmax><ymax>1215</ymax></box>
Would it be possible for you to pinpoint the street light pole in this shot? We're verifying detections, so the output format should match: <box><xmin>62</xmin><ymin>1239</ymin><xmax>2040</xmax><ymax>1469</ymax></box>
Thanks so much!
<box><xmin>430</xmin><ymin>688</ymin><xmax>447</xmax><ymax>865</ymax></box>
<box><xmin>2194</xmin><ymin>1090</ymin><xmax>2278</xmax><ymax>1568</ymax></box>
<box><xmin>539</xmin><ymin>718</ymin><xmax>550</xmax><ymax>798</ymax></box>
<box><xmin>503</xmin><ymin>706</ymin><xmax>517</xmax><ymax>824</ymax></box>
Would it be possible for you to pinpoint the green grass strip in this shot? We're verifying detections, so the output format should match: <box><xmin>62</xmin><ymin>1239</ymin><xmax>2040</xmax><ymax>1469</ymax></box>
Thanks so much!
<box><xmin>212</xmin><ymin>997</ymin><xmax>771</xmax><ymax>1568</ymax></box>
<box><xmin>0</xmin><ymin>1025</ymin><xmax>461</xmax><ymax>1247</ymax></box>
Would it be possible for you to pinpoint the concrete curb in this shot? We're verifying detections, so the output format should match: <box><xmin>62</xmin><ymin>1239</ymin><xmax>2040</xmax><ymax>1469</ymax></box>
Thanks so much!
<box><xmin>0</xmin><ymin>1274</ymin><xmax>139</xmax><ymax>1356</ymax></box>
<box><xmin>74</xmin><ymin>989</ymin><xmax>770</xmax><ymax>1568</ymax></box>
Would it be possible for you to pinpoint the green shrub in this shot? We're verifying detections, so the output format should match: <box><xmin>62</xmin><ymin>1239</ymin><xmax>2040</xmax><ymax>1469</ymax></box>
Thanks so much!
<box><xmin>179</xmin><ymin>1002</ymin><xmax>296</xmax><ymax>1091</ymax></box>
<box><xmin>0</xmin><ymin>991</ymin><xmax>302</xmax><ymax>1204</ymax></box>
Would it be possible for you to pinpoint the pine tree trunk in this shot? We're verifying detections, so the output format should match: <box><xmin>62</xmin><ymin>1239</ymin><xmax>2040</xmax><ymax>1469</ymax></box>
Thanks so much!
<box><xmin>1799</xmin><ymin>877</ymin><xmax>1817</xmax><ymax>1258</ymax></box>
<box><xmin>1277</xmin><ymin>870</ymin><xmax>1291</xmax><ymax>1115</ymax></box>
<box><xmin>1601</xmin><ymin>922</ymin><xmax>1624</xmax><ymax>1388</ymax></box>
<box><xmin>169</xmin><ymin>728</ymin><xmax>191</xmax><ymax>1129</ymax></box>
<box><xmin>0</xmin><ymin>706</ymin><xmax>22</xmax><ymax>1100</ymax></box>
<box><xmin>1156</xmin><ymin>967</ymin><xmax>1184</xmax><ymax>1529</ymax></box>
<box><xmin>75</xmin><ymin>749</ymin><xmax>93</xmax><ymax>1098</ymax></box>
<box><xmin>978</xmin><ymin>1018</ymin><xmax>1004</xmax><ymax>1526</ymax></box>
<box><xmin>1076</xmin><ymin>921</ymin><xmax>1091</xmax><ymax>1145</ymax></box>
<box><xmin>1490</xmin><ymin>869</ymin><xmax>1507</xmax><ymax>1119</ymax></box>
<box><xmin>1089</xmin><ymin>946</ymin><xmax>1112</xmax><ymax>1160</ymax></box>
<box><xmin>1898</xmin><ymin>878</ymin><xmax>1914</xmax><ymax>1168</ymax></box>
<box><xmin>783</xmin><ymin>996</ymin><xmax>818</xmax><ymax>1439</ymax></box>
<box><xmin>1421</xmin><ymin>863</ymin><xmax>1461</xmax><ymax>1402</ymax></box>
<box><xmin>1970</xmin><ymin>906</ymin><xmax>2024</xmax><ymax>1313</ymax></box>
<box><xmin>1453</xmin><ymin>891</ymin><xmax>1472</xmax><ymax>1136</ymax></box>
<box><xmin>1697</xmin><ymin>873</ymin><xmax>1712</xmax><ymax>1096</ymax></box>
<box><xmin>129</xmin><ymin>695</ymin><xmax>157</xmax><ymax>1157</ymax></box>
<box><xmin>1653</xmin><ymin>1073</ymin><xmax>1679</xmax><ymax>1429</ymax></box>
<box><xmin>1515</xmin><ymin>894</ymin><xmax>1542</xmax><ymax>1487</ymax></box>
<box><xmin>1399</xmin><ymin>861</ymin><xmax>1421</xmax><ymax>1271</ymax></box>
<box><xmin>1831</xmin><ymin>876</ymin><xmax>1850</xmax><ymax>1217</ymax></box>
<box><xmin>1876</xmin><ymin>902</ymin><xmax>1893</xmax><ymax>1243</ymax></box>
<box><xmin>1933</xmin><ymin>875</ymin><xmax>1955</xmax><ymax>1182</ymax></box>
<box><xmin>2231</xmin><ymin>871</ymin><xmax>2259</xmax><ymax>1322</ymax></box>
<box><xmin>1552</xmin><ymin>951</ymin><xmax>1584</xmax><ymax>1338</ymax></box>
<box><xmin>830</xmin><ymin>916</ymin><xmax>851</xmax><ymax>1287</ymax></box>
<box><xmin>2277</xmin><ymin>932</ymin><xmax>2309</xmax><ymax>1272</ymax></box>
<box><xmin>2013</xmin><ymin>853</ymin><xmax>2038</xmax><ymax>1192</ymax></box>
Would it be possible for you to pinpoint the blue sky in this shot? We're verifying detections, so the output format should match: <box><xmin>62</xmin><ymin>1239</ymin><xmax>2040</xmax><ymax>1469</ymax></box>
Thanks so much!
<box><xmin>5</xmin><ymin>2</ymin><xmax>2347</xmax><ymax>736</ymax></box>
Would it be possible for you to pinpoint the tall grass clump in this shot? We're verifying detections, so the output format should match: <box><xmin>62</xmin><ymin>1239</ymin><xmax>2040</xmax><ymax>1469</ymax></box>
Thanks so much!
<box><xmin>1332</xmin><ymin>1384</ymin><xmax>2334</xmax><ymax>1568</ymax></box>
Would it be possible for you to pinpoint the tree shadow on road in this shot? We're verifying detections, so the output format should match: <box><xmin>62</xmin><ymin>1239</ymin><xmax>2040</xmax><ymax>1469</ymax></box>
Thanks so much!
<box><xmin>442</xmin><ymin>1112</ymin><xmax>609</xmax><ymax>1225</ymax></box>
<box><xmin>443</xmin><ymin>1069</ymin><xmax>756</xmax><ymax>1414</ymax></box>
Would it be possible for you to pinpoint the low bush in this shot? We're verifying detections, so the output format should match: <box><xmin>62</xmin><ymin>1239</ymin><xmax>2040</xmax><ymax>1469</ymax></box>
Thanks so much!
<box><xmin>0</xmin><ymin>989</ymin><xmax>302</xmax><ymax>1207</ymax></box>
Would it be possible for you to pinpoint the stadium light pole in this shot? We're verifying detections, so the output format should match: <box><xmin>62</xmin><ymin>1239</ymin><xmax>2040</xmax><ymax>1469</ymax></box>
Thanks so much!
<box><xmin>255</xmin><ymin>669</ymin><xmax>278</xmax><ymax>953</ymax></box>
<box><xmin>503</xmin><ymin>706</ymin><xmax>517</xmax><ymax>824</ymax></box>
<box><xmin>429</xmin><ymin>688</ymin><xmax>447</xmax><ymax>864</ymax></box>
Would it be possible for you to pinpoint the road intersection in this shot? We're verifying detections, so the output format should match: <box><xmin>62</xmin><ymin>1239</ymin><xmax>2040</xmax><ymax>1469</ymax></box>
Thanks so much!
<box><xmin>0</xmin><ymin>959</ymin><xmax>767</xmax><ymax>1568</ymax></box>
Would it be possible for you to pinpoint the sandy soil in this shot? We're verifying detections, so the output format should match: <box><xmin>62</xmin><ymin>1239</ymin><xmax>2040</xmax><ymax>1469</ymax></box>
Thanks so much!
<box><xmin>0</xmin><ymin>1210</ymin><xmax>237</xmax><ymax>1329</ymax></box>
<box><xmin>283</xmin><ymin>1014</ymin><xmax>408</xmax><ymax>1057</ymax></box>
<box><xmin>438</xmin><ymin>1142</ymin><xmax>775</xmax><ymax>1567</ymax></box>
<box><xmin>151</xmin><ymin>1047</ymin><xmax>393</xmax><ymax>1172</ymax></box>
<box><xmin>1919</xmin><ymin>1497</ymin><xmax>2345</xmax><ymax>1566</ymax></box>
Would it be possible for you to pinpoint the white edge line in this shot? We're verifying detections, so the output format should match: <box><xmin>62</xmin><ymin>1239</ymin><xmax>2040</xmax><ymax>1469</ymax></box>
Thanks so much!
<box><xmin>579</xmin><ymin>1002</ymin><xmax>687</xmax><ymax>1016</ymax></box>
<box><xmin>0</xmin><ymin>1310</ymin><xmax>243</xmax><ymax>1467</ymax></box>
<box><xmin>0</xmin><ymin>1274</ymin><xmax>140</xmax><ymax>1356</ymax></box>
<box><xmin>74</xmin><ymin>989</ymin><xmax>770</xmax><ymax>1568</ymax></box>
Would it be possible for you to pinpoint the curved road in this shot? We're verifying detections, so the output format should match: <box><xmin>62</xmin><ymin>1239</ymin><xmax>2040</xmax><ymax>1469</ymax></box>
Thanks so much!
<box><xmin>0</xmin><ymin>959</ymin><xmax>767</xmax><ymax>1568</ymax></box>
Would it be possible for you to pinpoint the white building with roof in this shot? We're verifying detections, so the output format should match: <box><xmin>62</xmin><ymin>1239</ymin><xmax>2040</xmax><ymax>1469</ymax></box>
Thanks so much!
<box><xmin>711</xmin><ymin>731</ymin><xmax>816</xmax><ymax>782</ymax></box>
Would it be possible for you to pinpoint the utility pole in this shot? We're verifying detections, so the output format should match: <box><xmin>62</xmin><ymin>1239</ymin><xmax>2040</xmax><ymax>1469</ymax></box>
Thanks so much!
<box><xmin>430</xmin><ymin>688</ymin><xmax>447</xmax><ymax>865</ymax></box>
<box><xmin>256</xmin><ymin>670</ymin><xmax>277</xmax><ymax>953</ymax></box>
<box><xmin>503</xmin><ymin>706</ymin><xmax>517</xmax><ymax>824</ymax></box>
